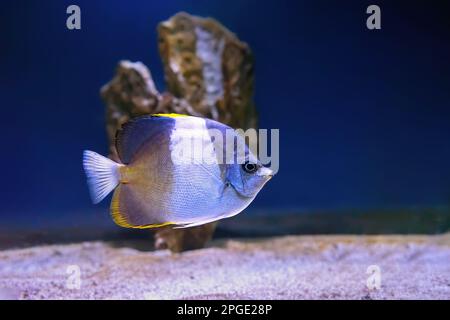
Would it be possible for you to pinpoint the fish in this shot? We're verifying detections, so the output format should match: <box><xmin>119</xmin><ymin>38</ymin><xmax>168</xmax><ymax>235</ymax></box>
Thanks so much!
<box><xmin>82</xmin><ymin>113</ymin><xmax>274</xmax><ymax>229</ymax></box>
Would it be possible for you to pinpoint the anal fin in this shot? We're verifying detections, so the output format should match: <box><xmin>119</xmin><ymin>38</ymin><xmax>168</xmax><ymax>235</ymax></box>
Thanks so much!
<box><xmin>110</xmin><ymin>185</ymin><xmax>176</xmax><ymax>229</ymax></box>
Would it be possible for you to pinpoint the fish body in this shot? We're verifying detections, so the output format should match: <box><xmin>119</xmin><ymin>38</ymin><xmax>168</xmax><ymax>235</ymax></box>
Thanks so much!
<box><xmin>83</xmin><ymin>114</ymin><xmax>273</xmax><ymax>228</ymax></box>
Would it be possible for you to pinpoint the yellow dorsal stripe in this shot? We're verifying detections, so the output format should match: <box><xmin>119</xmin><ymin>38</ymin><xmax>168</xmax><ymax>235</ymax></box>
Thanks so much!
<box><xmin>152</xmin><ymin>113</ymin><xmax>188</xmax><ymax>118</ymax></box>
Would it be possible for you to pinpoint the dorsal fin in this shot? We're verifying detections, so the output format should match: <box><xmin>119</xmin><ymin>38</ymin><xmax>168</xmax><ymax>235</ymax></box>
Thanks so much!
<box><xmin>115</xmin><ymin>115</ymin><xmax>176</xmax><ymax>164</ymax></box>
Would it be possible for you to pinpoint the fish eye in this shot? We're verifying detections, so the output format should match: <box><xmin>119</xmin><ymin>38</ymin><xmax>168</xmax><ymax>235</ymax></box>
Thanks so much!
<box><xmin>242</xmin><ymin>161</ymin><xmax>258</xmax><ymax>174</ymax></box>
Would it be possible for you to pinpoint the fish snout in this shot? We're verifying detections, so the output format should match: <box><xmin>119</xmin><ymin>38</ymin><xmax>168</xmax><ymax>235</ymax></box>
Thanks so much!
<box><xmin>257</xmin><ymin>166</ymin><xmax>274</xmax><ymax>179</ymax></box>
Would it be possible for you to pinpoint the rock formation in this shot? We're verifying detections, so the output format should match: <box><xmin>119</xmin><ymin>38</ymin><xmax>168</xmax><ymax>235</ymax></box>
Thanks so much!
<box><xmin>100</xmin><ymin>12</ymin><xmax>257</xmax><ymax>252</ymax></box>
<box><xmin>157</xmin><ymin>12</ymin><xmax>257</xmax><ymax>129</ymax></box>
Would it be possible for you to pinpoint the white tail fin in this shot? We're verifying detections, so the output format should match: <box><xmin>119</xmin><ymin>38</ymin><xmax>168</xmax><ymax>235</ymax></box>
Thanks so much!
<box><xmin>83</xmin><ymin>150</ymin><xmax>121</xmax><ymax>204</ymax></box>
